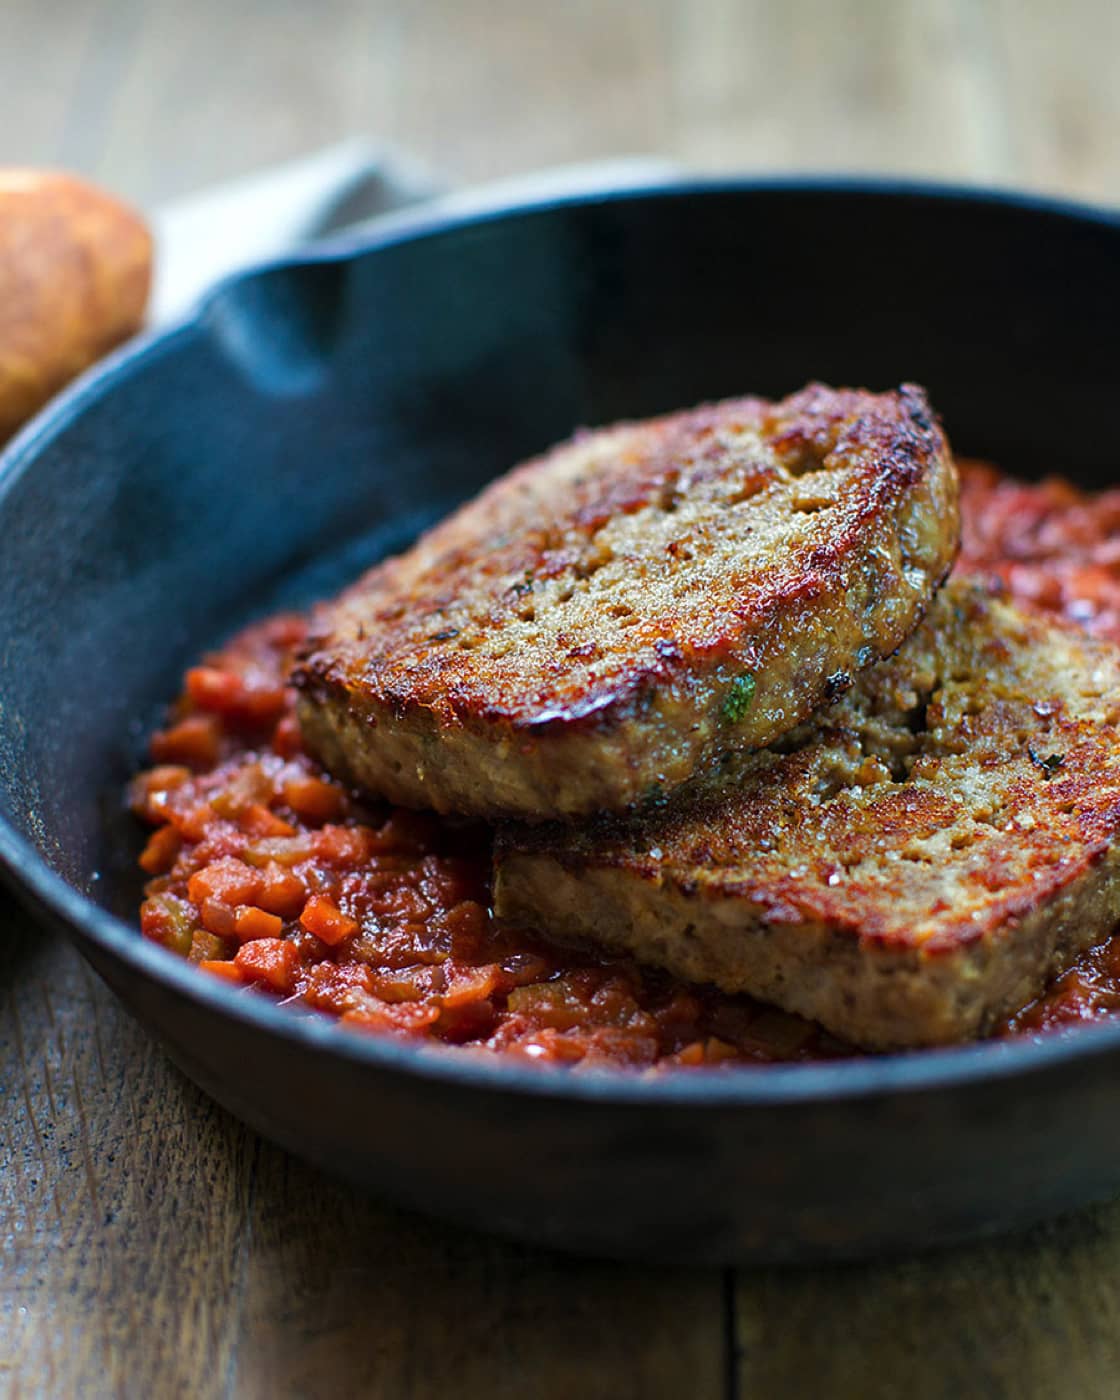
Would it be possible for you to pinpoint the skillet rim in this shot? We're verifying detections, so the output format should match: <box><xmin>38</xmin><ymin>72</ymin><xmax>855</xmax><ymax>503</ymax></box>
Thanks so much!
<box><xmin>4</xmin><ymin>173</ymin><xmax>1120</xmax><ymax>1109</ymax></box>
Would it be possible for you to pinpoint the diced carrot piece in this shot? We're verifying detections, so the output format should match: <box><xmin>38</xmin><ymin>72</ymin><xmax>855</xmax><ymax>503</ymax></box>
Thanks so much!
<box><xmin>187</xmin><ymin>856</ymin><xmax>263</xmax><ymax>908</ymax></box>
<box><xmin>187</xmin><ymin>666</ymin><xmax>286</xmax><ymax>727</ymax></box>
<box><xmin>200</xmin><ymin>959</ymin><xmax>245</xmax><ymax>984</ymax></box>
<box><xmin>139</xmin><ymin>824</ymin><xmax>181</xmax><ymax>875</ymax></box>
<box><xmin>282</xmin><ymin>774</ymin><xmax>345</xmax><ymax>823</ymax></box>
<box><xmin>170</xmin><ymin>804</ymin><xmax>206</xmax><ymax>842</ymax></box>
<box><xmin>199</xmin><ymin>897</ymin><xmax>237</xmax><ymax>938</ymax></box>
<box><xmin>300</xmin><ymin>894</ymin><xmax>358</xmax><ymax>946</ymax></box>
<box><xmin>235</xmin><ymin>938</ymin><xmax>300</xmax><ymax>993</ymax></box>
<box><xmin>257</xmin><ymin>861</ymin><xmax>306</xmax><ymax>918</ymax></box>
<box><xmin>310</xmin><ymin>826</ymin><xmax>371</xmax><ymax>866</ymax></box>
<box><xmin>150</xmin><ymin>714</ymin><xmax>222</xmax><ymax>769</ymax></box>
<box><xmin>239</xmin><ymin>803</ymin><xmax>296</xmax><ymax>838</ymax></box>
<box><xmin>234</xmin><ymin>905</ymin><xmax>283</xmax><ymax>942</ymax></box>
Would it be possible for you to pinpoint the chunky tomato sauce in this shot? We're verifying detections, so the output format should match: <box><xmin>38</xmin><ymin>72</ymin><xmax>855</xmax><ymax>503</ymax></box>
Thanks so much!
<box><xmin>133</xmin><ymin>460</ymin><xmax>1120</xmax><ymax>1067</ymax></box>
<box><xmin>957</xmin><ymin>460</ymin><xmax>1120</xmax><ymax>644</ymax></box>
<box><xmin>134</xmin><ymin>615</ymin><xmax>849</xmax><ymax>1068</ymax></box>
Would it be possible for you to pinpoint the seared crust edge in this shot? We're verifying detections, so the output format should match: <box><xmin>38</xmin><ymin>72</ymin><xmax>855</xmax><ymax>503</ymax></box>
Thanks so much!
<box><xmin>294</xmin><ymin>386</ymin><xmax>960</xmax><ymax>818</ymax></box>
<box><xmin>492</xmin><ymin>843</ymin><xmax>1120</xmax><ymax>1050</ymax></box>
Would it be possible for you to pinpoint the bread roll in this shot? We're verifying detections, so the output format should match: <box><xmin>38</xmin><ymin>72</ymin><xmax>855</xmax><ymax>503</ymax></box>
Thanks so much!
<box><xmin>0</xmin><ymin>169</ymin><xmax>152</xmax><ymax>442</ymax></box>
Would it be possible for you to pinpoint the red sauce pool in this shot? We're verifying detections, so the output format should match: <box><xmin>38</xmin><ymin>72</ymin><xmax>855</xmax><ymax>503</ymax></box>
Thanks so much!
<box><xmin>132</xmin><ymin>460</ymin><xmax>1120</xmax><ymax>1068</ymax></box>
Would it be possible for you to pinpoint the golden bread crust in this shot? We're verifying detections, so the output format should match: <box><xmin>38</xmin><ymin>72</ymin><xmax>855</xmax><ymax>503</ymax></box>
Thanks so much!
<box><xmin>295</xmin><ymin>384</ymin><xmax>958</xmax><ymax>818</ymax></box>
<box><xmin>495</xmin><ymin>582</ymin><xmax>1120</xmax><ymax>1047</ymax></box>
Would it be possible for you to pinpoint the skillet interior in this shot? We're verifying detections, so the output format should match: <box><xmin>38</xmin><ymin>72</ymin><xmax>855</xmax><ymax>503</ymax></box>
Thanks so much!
<box><xmin>3</xmin><ymin>181</ymin><xmax>1120</xmax><ymax>1264</ymax></box>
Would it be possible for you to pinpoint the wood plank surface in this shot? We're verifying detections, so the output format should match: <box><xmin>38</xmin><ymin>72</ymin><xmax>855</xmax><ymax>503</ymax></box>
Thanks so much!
<box><xmin>1</xmin><ymin>905</ymin><xmax>726</xmax><ymax>1400</ymax></box>
<box><xmin>2</xmin><ymin>1</ymin><xmax>1120</xmax><ymax>1396</ymax></box>
<box><xmin>735</xmin><ymin>1205</ymin><xmax>1120</xmax><ymax>1399</ymax></box>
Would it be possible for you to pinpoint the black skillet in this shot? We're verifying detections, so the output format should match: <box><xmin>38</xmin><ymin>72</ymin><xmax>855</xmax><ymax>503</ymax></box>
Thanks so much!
<box><xmin>3</xmin><ymin>179</ymin><xmax>1120</xmax><ymax>1266</ymax></box>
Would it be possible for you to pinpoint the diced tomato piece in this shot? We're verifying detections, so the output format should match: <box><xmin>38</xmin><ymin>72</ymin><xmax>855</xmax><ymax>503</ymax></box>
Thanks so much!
<box><xmin>498</xmin><ymin>950</ymin><xmax>553</xmax><ymax>988</ymax></box>
<box><xmin>341</xmin><ymin>999</ymin><xmax>440</xmax><ymax>1034</ymax></box>
<box><xmin>239</xmin><ymin>803</ymin><xmax>296</xmax><ymax>838</ymax></box>
<box><xmin>310</xmin><ymin>825</ymin><xmax>371</xmax><ymax>866</ymax></box>
<box><xmin>235</xmin><ymin>938</ymin><xmax>300</xmax><ymax>993</ymax></box>
<box><xmin>187</xmin><ymin>856</ymin><xmax>263</xmax><ymax>908</ymax></box>
<box><xmin>507</xmin><ymin>978</ymin><xmax>592</xmax><ymax>1031</ymax></box>
<box><xmin>300</xmin><ymin>894</ymin><xmax>358</xmax><ymax>946</ymax></box>
<box><xmin>271</xmin><ymin>713</ymin><xmax>304</xmax><ymax>758</ymax></box>
<box><xmin>186</xmin><ymin>666</ymin><xmax>244</xmax><ymax>712</ymax></box>
<box><xmin>234</xmin><ymin>905</ymin><xmax>284</xmax><ymax>942</ymax></box>
<box><xmin>443</xmin><ymin>900</ymin><xmax>488</xmax><ymax>960</ymax></box>
<box><xmin>257</xmin><ymin>861</ymin><xmax>306</xmax><ymax>918</ymax></box>
<box><xmin>139</xmin><ymin>824</ymin><xmax>181</xmax><ymax>875</ymax></box>
<box><xmin>186</xmin><ymin>665</ymin><xmax>287</xmax><ymax>728</ymax></box>
<box><xmin>300</xmin><ymin>960</ymin><xmax>374</xmax><ymax>1014</ymax></box>
<box><xmin>282</xmin><ymin>774</ymin><xmax>345</xmax><ymax>823</ymax></box>
<box><xmin>370</xmin><ymin>966</ymin><xmax>439</xmax><ymax>1003</ymax></box>
<box><xmin>200</xmin><ymin>959</ymin><xmax>245</xmax><ymax>984</ymax></box>
<box><xmin>240</xmin><ymin>686</ymin><xmax>288</xmax><ymax>727</ymax></box>
<box><xmin>150</xmin><ymin>714</ymin><xmax>222</xmax><ymax>769</ymax></box>
<box><xmin>440</xmin><ymin>964</ymin><xmax>503</xmax><ymax>1010</ymax></box>
<box><xmin>172</xmin><ymin>803</ymin><xmax>206</xmax><ymax>841</ymax></box>
<box><xmin>199</xmin><ymin>898</ymin><xmax>237</xmax><ymax>938</ymax></box>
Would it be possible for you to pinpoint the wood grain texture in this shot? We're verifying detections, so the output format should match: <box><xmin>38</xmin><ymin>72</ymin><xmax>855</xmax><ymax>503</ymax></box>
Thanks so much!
<box><xmin>735</xmin><ymin>1207</ymin><xmax>1120</xmax><ymax>1399</ymax></box>
<box><xmin>0</xmin><ymin>903</ymin><xmax>725</xmax><ymax>1400</ymax></box>
<box><xmin>2</xmin><ymin>0</ymin><xmax>1118</xmax><ymax>206</ymax></box>
<box><xmin>2</xmin><ymin>0</ymin><xmax>1120</xmax><ymax>1395</ymax></box>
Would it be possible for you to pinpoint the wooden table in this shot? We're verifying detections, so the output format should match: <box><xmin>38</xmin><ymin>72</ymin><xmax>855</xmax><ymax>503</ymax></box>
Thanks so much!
<box><xmin>4</xmin><ymin>3</ymin><xmax>1120</xmax><ymax>1395</ymax></box>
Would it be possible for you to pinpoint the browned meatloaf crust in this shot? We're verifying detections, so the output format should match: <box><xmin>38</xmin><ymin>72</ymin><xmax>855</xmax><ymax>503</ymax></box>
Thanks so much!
<box><xmin>494</xmin><ymin>580</ymin><xmax>1120</xmax><ymax>1049</ymax></box>
<box><xmin>294</xmin><ymin>384</ymin><xmax>959</xmax><ymax>820</ymax></box>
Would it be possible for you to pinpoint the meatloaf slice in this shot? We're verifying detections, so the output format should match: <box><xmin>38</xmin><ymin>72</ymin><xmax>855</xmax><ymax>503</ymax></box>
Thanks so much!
<box><xmin>294</xmin><ymin>383</ymin><xmax>958</xmax><ymax>820</ymax></box>
<box><xmin>494</xmin><ymin>580</ymin><xmax>1120</xmax><ymax>1049</ymax></box>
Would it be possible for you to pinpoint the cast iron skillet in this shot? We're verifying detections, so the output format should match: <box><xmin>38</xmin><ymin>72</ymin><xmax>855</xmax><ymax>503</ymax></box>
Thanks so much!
<box><xmin>3</xmin><ymin>179</ymin><xmax>1120</xmax><ymax>1266</ymax></box>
